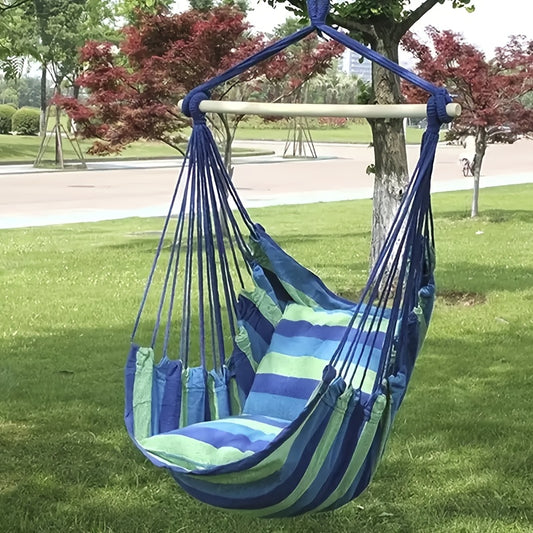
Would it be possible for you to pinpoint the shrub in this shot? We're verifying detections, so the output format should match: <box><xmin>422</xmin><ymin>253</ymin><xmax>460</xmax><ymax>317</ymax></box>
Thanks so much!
<box><xmin>317</xmin><ymin>117</ymin><xmax>348</xmax><ymax>129</ymax></box>
<box><xmin>11</xmin><ymin>106</ymin><xmax>41</xmax><ymax>135</ymax></box>
<box><xmin>0</xmin><ymin>104</ymin><xmax>17</xmax><ymax>134</ymax></box>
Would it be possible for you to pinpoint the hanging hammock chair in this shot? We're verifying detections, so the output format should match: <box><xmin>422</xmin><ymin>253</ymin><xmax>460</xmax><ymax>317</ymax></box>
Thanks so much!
<box><xmin>125</xmin><ymin>0</ymin><xmax>455</xmax><ymax>518</ymax></box>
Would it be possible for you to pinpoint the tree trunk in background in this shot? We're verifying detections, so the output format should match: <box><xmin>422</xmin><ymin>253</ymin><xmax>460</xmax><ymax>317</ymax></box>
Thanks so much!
<box><xmin>39</xmin><ymin>65</ymin><xmax>47</xmax><ymax>136</ymax></box>
<box><xmin>368</xmin><ymin>33</ymin><xmax>409</xmax><ymax>270</ymax></box>
<box><xmin>470</xmin><ymin>127</ymin><xmax>488</xmax><ymax>218</ymax></box>
<box><xmin>54</xmin><ymin>85</ymin><xmax>64</xmax><ymax>167</ymax></box>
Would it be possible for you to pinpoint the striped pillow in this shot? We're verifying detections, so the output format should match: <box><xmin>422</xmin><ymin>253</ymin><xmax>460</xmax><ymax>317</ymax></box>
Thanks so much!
<box><xmin>243</xmin><ymin>303</ymin><xmax>387</xmax><ymax>421</ymax></box>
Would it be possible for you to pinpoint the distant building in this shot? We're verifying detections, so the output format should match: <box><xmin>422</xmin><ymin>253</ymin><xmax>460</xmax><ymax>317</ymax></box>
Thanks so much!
<box><xmin>339</xmin><ymin>50</ymin><xmax>372</xmax><ymax>82</ymax></box>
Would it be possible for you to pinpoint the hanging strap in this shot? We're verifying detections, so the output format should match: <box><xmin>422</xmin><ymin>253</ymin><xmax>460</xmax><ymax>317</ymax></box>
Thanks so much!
<box><xmin>182</xmin><ymin>0</ymin><xmax>453</xmax><ymax>129</ymax></box>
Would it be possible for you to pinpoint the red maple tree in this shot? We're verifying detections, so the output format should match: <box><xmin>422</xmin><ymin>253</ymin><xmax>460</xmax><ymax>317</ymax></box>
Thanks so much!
<box><xmin>56</xmin><ymin>7</ymin><xmax>262</xmax><ymax>156</ymax></box>
<box><xmin>401</xmin><ymin>27</ymin><xmax>533</xmax><ymax>215</ymax></box>
<box><xmin>57</xmin><ymin>7</ymin><xmax>343</xmax><ymax>161</ymax></box>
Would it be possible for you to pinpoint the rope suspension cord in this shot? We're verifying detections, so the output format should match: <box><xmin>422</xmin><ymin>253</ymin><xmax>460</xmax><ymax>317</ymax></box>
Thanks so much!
<box><xmin>164</xmin><ymin>0</ymin><xmax>454</xmax><ymax>394</ymax></box>
<box><xmin>124</xmin><ymin>0</ymin><xmax>459</xmax><ymax>517</ymax></box>
<box><xmin>181</xmin><ymin>0</ymin><xmax>456</xmax><ymax>124</ymax></box>
<box><xmin>178</xmin><ymin>0</ymin><xmax>454</xmax><ymax>392</ymax></box>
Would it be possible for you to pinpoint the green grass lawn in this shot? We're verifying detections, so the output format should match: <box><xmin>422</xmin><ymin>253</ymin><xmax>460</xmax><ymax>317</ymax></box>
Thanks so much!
<box><xmin>235</xmin><ymin>122</ymin><xmax>427</xmax><ymax>144</ymax></box>
<box><xmin>1</xmin><ymin>185</ymin><xmax>532</xmax><ymax>532</ymax></box>
<box><xmin>0</xmin><ymin>135</ymin><xmax>270</xmax><ymax>164</ymax></box>
<box><xmin>0</xmin><ymin>123</ymin><xmax>427</xmax><ymax>163</ymax></box>
<box><xmin>0</xmin><ymin>134</ymin><xmax>180</xmax><ymax>163</ymax></box>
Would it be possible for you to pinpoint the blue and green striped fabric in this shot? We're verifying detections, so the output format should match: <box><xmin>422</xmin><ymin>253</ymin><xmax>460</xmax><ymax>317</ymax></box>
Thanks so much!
<box><xmin>125</xmin><ymin>292</ymin><xmax>398</xmax><ymax>516</ymax></box>
<box><xmin>124</xmin><ymin>243</ymin><xmax>433</xmax><ymax>516</ymax></box>
<box><xmin>243</xmin><ymin>303</ymin><xmax>388</xmax><ymax>421</ymax></box>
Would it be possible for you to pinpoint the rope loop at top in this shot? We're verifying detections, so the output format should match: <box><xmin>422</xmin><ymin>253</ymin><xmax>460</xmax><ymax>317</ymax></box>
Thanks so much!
<box><xmin>426</xmin><ymin>88</ymin><xmax>453</xmax><ymax>132</ymax></box>
<box><xmin>307</xmin><ymin>0</ymin><xmax>330</xmax><ymax>26</ymax></box>
<box><xmin>182</xmin><ymin>89</ymin><xmax>210</xmax><ymax>124</ymax></box>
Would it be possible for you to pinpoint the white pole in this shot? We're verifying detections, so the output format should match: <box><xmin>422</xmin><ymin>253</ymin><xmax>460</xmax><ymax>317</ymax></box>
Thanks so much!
<box><xmin>178</xmin><ymin>100</ymin><xmax>461</xmax><ymax>119</ymax></box>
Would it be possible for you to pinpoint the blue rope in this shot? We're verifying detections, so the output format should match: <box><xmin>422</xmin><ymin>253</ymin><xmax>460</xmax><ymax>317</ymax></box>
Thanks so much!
<box><xmin>134</xmin><ymin>0</ymin><xmax>451</xmax><ymax>391</ymax></box>
<box><xmin>181</xmin><ymin>0</ymin><xmax>454</xmax><ymax>129</ymax></box>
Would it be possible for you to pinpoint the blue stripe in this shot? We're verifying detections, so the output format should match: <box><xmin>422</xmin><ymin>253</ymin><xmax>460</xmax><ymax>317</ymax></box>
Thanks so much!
<box><xmin>178</xmin><ymin>426</ymin><xmax>275</xmax><ymax>453</ymax></box>
<box><xmin>275</xmin><ymin>321</ymin><xmax>386</xmax><ymax>345</ymax></box>
<box><xmin>242</xmin><ymin>322</ymin><xmax>270</xmax><ymax>365</ymax></box>
<box><xmin>248</xmin><ymin>374</ymin><xmax>318</xmax><ymax>400</ymax></box>
<box><xmin>237</xmin><ymin>296</ymin><xmax>276</xmax><ymax>345</ymax></box>
<box><xmin>183</xmin><ymin>367</ymin><xmax>207</xmax><ymax>427</ymax></box>
<box><xmin>190</xmin><ymin>420</ymin><xmax>282</xmax><ymax>439</ymax></box>
<box><xmin>227</xmin><ymin>347</ymin><xmax>255</xmax><ymax>402</ymax></box>
<box><xmin>253</xmin><ymin>227</ymin><xmax>356</xmax><ymax>311</ymax></box>
<box><xmin>274</xmin><ymin>395</ymin><xmax>369</xmax><ymax>516</ymax></box>
<box><xmin>320</xmin><ymin>412</ymin><xmax>387</xmax><ymax>512</ymax></box>
<box><xmin>159</xmin><ymin>358</ymin><xmax>183</xmax><ymax>433</ymax></box>
<box><xmin>268</xmin><ymin>334</ymin><xmax>385</xmax><ymax>369</ymax></box>
<box><xmin>239</xmin><ymin>414</ymin><xmax>290</xmax><ymax>429</ymax></box>
<box><xmin>250</xmin><ymin>263</ymin><xmax>279</xmax><ymax>304</ymax></box>
<box><xmin>124</xmin><ymin>343</ymin><xmax>139</xmax><ymax>439</ymax></box>
<box><xmin>244</xmin><ymin>391</ymin><xmax>308</xmax><ymax>421</ymax></box>
<box><xmin>174</xmin><ymin>380</ymin><xmax>344</xmax><ymax>510</ymax></box>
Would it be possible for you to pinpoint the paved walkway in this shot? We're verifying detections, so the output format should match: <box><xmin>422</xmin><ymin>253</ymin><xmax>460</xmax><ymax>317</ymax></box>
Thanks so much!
<box><xmin>1</xmin><ymin>139</ymin><xmax>532</xmax><ymax>229</ymax></box>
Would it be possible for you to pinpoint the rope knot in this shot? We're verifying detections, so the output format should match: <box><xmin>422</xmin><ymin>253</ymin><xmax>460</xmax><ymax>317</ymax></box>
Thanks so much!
<box><xmin>426</xmin><ymin>88</ymin><xmax>452</xmax><ymax>132</ymax></box>
<box><xmin>181</xmin><ymin>89</ymin><xmax>210</xmax><ymax>124</ymax></box>
<box><xmin>306</xmin><ymin>0</ymin><xmax>330</xmax><ymax>26</ymax></box>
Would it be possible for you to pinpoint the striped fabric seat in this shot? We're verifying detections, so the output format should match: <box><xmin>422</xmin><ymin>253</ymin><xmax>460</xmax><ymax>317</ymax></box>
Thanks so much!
<box><xmin>243</xmin><ymin>303</ymin><xmax>388</xmax><ymax>421</ymax></box>
<box><xmin>141</xmin><ymin>414</ymin><xmax>289</xmax><ymax>471</ymax></box>
<box><xmin>137</xmin><ymin>302</ymin><xmax>389</xmax><ymax>473</ymax></box>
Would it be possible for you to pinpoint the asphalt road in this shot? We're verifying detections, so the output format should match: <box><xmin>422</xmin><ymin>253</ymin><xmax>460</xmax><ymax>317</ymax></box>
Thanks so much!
<box><xmin>1</xmin><ymin>138</ymin><xmax>532</xmax><ymax>229</ymax></box>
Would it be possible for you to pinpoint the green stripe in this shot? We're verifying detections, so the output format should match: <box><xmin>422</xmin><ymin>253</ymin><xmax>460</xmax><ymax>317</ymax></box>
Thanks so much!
<box><xmin>283</xmin><ymin>304</ymin><xmax>352</xmax><ymax>326</ymax></box>
<box><xmin>235</xmin><ymin>326</ymin><xmax>256</xmax><ymax>371</ymax></box>
<box><xmin>229</xmin><ymin>377</ymin><xmax>242</xmax><ymax>415</ymax></box>
<box><xmin>186</xmin><ymin>391</ymin><xmax>324</xmax><ymax>486</ymax></box>
<box><xmin>257</xmin><ymin>351</ymin><xmax>377</xmax><ymax>395</ymax></box>
<box><xmin>207</xmin><ymin>373</ymin><xmax>219</xmax><ymax>421</ymax></box>
<box><xmin>235</xmin><ymin>284</ymin><xmax>284</xmax><ymax>373</ymax></box>
<box><xmin>279</xmin><ymin>281</ymin><xmax>320</xmax><ymax>308</ymax></box>
<box><xmin>243</xmin><ymin>385</ymin><xmax>353</xmax><ymax>516</ymax></box>
<box><xmin>350</xmin><ymin>366</ymin><xmax>378</xmax><ymax>395</ymax></box>
<box><xmin>314</xmin><ymin>393</ymin><xmax>387</xmax><ymax>512</ymax></box>
<box><xmin>283</xmin><ymin>302</ymin><xmax>390</xmax><ymax>334</ymax></box>
<box><xmin>132</xmin><ymin>347</ymin><xmax>155</xmax><ymax>441</ymax></box>
<box><xmin>225</xmin><ymin>416</ymin><xmax>285</xmax><ymax>435</ymax></box>
<box><xmin>376</xmin><ymin>387</ymin><xmax>393</xmax><ymax>461</ymax></box>
<box><xmin>256</xmin><ymin>352</ymin><xmax>327</xmax><ymax>379</ymax></box>
<box><xmin>242</xmin><ymin>285</ymin><xmax>283</xmax><ymax>327</ymax></box>
<box><xmin>414</xmin><ymin>305</ymin><xmax>428</xmax><ymax>349</ymax></box>
<box><xmin>179</xmin><ymin>368</ymin><xmax>189</xmax><ymax>428</ymax></box>
<box><xmin>141</xmin><ymin>434</ymin><xmax>255</xmax><ymax>470</ymax></box>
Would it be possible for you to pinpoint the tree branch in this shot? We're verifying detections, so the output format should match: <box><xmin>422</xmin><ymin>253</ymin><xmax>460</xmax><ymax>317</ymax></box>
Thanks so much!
<box><xmin>328</xmin><ymin>14</ymin><xmax>377</xmax><ymax>45</ymax></box>
<box><xmin>397</xmin><ymin>0</ymin><xmax>442</xmax><ymax>37</ymax></box>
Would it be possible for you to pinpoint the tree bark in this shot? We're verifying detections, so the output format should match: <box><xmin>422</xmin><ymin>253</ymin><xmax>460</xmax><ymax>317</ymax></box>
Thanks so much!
<box><xmin>54</xmin><ymin>85</ymin><xmax>64</xmax><ymax>168</ymax></box>
<box><xmin>39</xmin><ymin>65</ymin><xmax>47</xmax><ymax>136</ymax></box>
<box><xmin>368</xmin><ymin>32</ymin><xmax>409</xmax><ymax>269</ymax></box>
<box><xmin>470</xmin><ymin>127</ymin><xmax>488</xmax><ymax>218</ymax></box>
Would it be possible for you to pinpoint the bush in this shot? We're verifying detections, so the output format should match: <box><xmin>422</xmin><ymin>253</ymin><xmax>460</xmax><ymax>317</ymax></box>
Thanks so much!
<box><xmin>0</xmin><ymin>104</ymin><xmax>16</xmax><ymax>134</ymax></box>
<box><xmin>11</xmin><ymin>106</ymin><xmax>40</xmax><ymax>135</ymax></box>
<box><xmin>317</xmin><ymin>117</ymin><xmax>348</xmax><ymax>129</ymax></box>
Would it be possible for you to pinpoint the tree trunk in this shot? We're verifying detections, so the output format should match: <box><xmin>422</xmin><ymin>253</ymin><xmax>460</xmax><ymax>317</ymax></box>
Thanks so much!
<box><xmin>39</xmin><ymin>65</ymin><xmax>47</xmax><ymax>136</ymax></box>
<box><xmin>67</xmin><ymin>83</ymin><xmax>81</xmax><ymax>134</ymax></box>
<box><xmin>470</xmin><ymin>127</ymin><xmax>488</xmax><ymax>218</ymax></box>
<box><xmin>368</xmin><ymin>33</ymin><xmax>409</xmax><ymax>269</ymax></box>
<box><xmin>54</xmin><ymin>86</ymin><xmax>64</xmax><ymax>168</ymax></box>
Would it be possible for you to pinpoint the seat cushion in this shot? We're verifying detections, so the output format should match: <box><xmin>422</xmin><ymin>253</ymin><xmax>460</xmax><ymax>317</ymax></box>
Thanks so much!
<box><xmin>140</xmin><ymin>414</ymin><xmax>289</xmax><ymax>471</ymax></box>
<box><xmin>243</xmin><ymin>303</ymin><xmax>388</xmax><ymax>421</ymax></box>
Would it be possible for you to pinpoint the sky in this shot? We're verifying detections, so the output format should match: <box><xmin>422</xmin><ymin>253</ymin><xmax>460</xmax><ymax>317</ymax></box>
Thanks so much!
<box><xmin>244</xmin><ymin>0</ymin><xmax>533</xmax><ymax>56</ymax></box>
